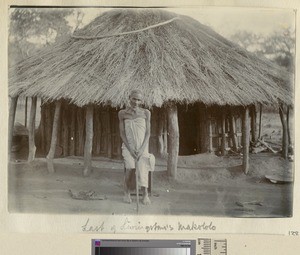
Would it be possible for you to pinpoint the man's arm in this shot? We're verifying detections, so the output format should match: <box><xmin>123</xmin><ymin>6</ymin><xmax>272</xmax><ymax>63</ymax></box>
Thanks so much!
<box><xmin>118</xmin><ymin>110</ymin><xmax>137</xmax><ymax>159</ymax></box>
<box><xmin>137</xmin><ymin>109</ymin><xmax>151</xmax><ymax>159</ymax></box>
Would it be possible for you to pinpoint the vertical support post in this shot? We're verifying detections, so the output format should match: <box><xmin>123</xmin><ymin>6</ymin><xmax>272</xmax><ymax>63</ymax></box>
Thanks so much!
<box><xmin>258</xmin><ymin>103</ymin><xmax>263</xmax><ymax>139</ymax></box>
<box><xmin>28</xmin><ymin>97</ymin><xmax>37</xmax><ymax>162</ymax></box>
<box><xmin>157</xmin><ymin>108</ymin><xmax>165</xmax><ymax>157</ymax></box>
<box><xmin>46</xmin><ymin>101</ymin><xmax>62</xmax><ymax>173</ymax></box>
<box><xmin>250</xmin><ymin>105</ymin><xmax>257</xmax><ymax>143</ymax></box>
<box><xmin>8</xmin><ymin>96</ymin><xmax>18</xmax><ymax>159</ymax></box>
<box><xmin>39</xmin><ymin>101</ymin><xmax>46</xmax><ymax>154</ymax></box>
<box><xmin>242</xmin><ymin>106</ymin><xmax>250</xmax><ymax>174</ymax></box>
<box><xmin>198</xmin><ymin>104</ymin><xmax>208</xmax><ymax>153</ymax></box>
<box><xmin>83</xmin><ymin>105</ymin><xmax>94</xmax><ymax>176</ymax></box>
<box><xmin>107</xmin><ymin>110</ymin><xmax>112</xmax><ymax>158</ymax></box>
<box><xmin>167</xmin><ymin>103</ymin><xmax>179</xmax><ymax>178</ymax></box>
<box><xmin>208</xmin><ymin>111</ymin><xmax>213</xmax><ymax>153</ymax></box>
<box><xmin>163</xmin><ymin>109</ymin><xmax>168</xmax><ymax>155</ymax></box>
<box><xmin>45</xmin><ymin>104</ymin><xmax>53</xmax><ymax>153</ymax></box>
<box><xmin>25</xmin><ymin>97</ymin><xmax>28</xmax><ymax>127</ymax></box>
<box><xmin>287</xmin><ymin>106</ymin><xmax>291</xmax><ymax>146</ymax></box>
<box><xmin>62</xmin><ymin>104</ymin><xmax>69</xmax><ymax>157</ymax></box>
<box><xmin>70</xmin><ymin>106</ymin><xmax>76</xmax><ymax>155</ymax></box>
<box><xmin>229</xmin><ymin>108</ymin><xmax>238</xmax><ymax>152</ymax></box>
<box><xmin>221</xmin><ymin>109</ymin><xmax>226</xmax><ymax>156</ymax></box>
<box><xmin>279</xmin><ymin>103</ymin><xmax>288</xmax><ymax>159</ymax></box>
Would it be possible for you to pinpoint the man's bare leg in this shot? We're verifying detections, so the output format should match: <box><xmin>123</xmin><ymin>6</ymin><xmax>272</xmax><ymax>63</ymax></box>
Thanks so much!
<box><xmin>123</xmin><ymin>168</ymin><xmax>135</xmax><ymax>203</ymax></box>
<box><xmin>142</xmin><ymin>186</ymin><xmax>151</xmax><ymax>205</ymax></box>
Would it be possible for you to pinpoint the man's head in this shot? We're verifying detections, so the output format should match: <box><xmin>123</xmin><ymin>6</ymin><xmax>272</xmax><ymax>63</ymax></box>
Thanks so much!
<box><xmin>129</xmin><ymin>89</ymin><xmax>143</xmax><ymax>108</ymax></box>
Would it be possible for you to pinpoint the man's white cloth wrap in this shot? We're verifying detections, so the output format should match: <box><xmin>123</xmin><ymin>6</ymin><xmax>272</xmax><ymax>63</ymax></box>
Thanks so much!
<box><xmin>122</xmin><ymin>118</ymin><xmax>155</xmax><ymax>188</ymax></box>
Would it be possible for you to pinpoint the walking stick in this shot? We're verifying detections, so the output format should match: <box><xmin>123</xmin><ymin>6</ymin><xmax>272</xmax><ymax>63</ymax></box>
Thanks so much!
<box><xmin>135</xmin><ymin>158</ymin><xmax>139</xmax><ymax>213</ymax></box>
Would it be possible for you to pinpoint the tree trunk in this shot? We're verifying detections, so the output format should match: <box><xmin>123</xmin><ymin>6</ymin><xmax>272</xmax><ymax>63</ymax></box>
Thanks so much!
<box><xmin>28</xmin><ymin>97</ymin><xmax>37</xmax><ymax>162</ymax></box>
<box><xmin>229</xmin><ymin>108</ymin><xmax>238</xmax><ymax>152</ymax></box>
<box><xmin>8</xmin><ymin>96</ymin><xmax>18</xmax><ymax>159</ymax></box>
<box><xmin>279</xmin><ymin>104</ymin><xmax>289</xmax><ymax>159</ymax></box>
<box><xmin>250</xmin><ymin>105</ymin><xmax>257</xmax><ymax>143</ymax></box>
<box><xmin>167</xmin><ymin>104</ymin><xmax>179</xmax><ymax>178</ymax></box>
<box><xmin>83</xmin><ymin>105</ymin><xmax>94</xmax><ymax>176</ymax></box>
<box><xmin>242</xmin><ymin>106</ymin><xmax>250</xmax><ymax>174</ymax></box>
<box><xmin>46</xmin><ymin>101</ymin><xmax>62</xmax><ymax>173</ymax></box>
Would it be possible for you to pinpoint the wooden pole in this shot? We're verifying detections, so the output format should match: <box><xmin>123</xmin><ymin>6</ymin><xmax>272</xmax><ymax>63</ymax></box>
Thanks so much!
<box><xmin>28</xmin><ymin>97</ymin><xmax>37</xmax><ymax>162</ymax></box>
<box><xmin>62</xmin><ymin>104</ymin><xmax>69</xmax><ymax>157</ymax></box>
<box><xmin>135</xmin><ymin>159</ymin><xmax>140</xmax><ymax>214</ymax></box>
<box><xmin>39</xmin><ymin>102</ymin><xmax>47</xmax><ymax>154</ymax></box>
<box><xmin>70</xmin><ymin>106</ymin><xmax>76</xmax><ymax>155</ymax></box>
<box><xmin>279</xmin><ymin>104</ymin><xmax>288</xmax><ymax>159</ymax></box>
<box><xmin>250</xmin><ymin>105</ymin><xmax>257</xmax><ymax>143</ymax></box>
<box><xmin>107</xmin><ymin>110</ymin><xmax>113</xmax><ymax>158</ymax></box>
<box><xmin>83</xmin><ymin>105</ymin><xmax>94</xmax><ymax>176</ymax></box>
<box><xmin>45</xmin><ymin>104</ymin><xmax>53</xmax><ymax>153</ymax></box>
<box><xmin>242</xmin><ymin>106</ymin><xmax>250</xmax><ymax>174</ymax></box>
<box><xmin>163</xmin><ymin>110</ymin><xmax>168</xmax><ymax>155</ymax></box>
<box><xmin>198</xmin><ymin>104</ymin><xmax>208</xmax><ymax>153</ymax></box>
<box><xmin>287</xmin><ymin>106</ymin><xmax>291</xmax><ymax>146</ymax></box>
<box><xmin>8</xmin><ymin>96</ymin><xmax>18</xmax><ymax>159</ymax></box>
<box><xmin>77</xmin><ymin>108</ymin><xmax>85</xmax><ymax>155</ymax></box>
<box><xmin>208</xmin><ymin>111</ymin><xmax>213</xmax><ymax>153</ymax></box>
<box><xmin>167</xmin><ymin>103</ymin><xmax>179</xmax><ymax>178</ymax></box>
<box><xmin>46</xmin><ymin>101</ymin><xmax>62</xmax><ymax>173</ymax></box>
<box><xmin>157</xmin><ymin>109</ymin><xmax>164</xmax><ymax>157</ymax></box>
<box><xmin>25</xmin><ymin>97</ymin><xmax>28</xmax><ymax>127</ymax></box>
<box><xmin>229</xmin><ymin>108</ymin><xmax>238</xmax><ymax>152</ymax></box>
<box><xmin>221</xmin><ymin>109</ymin><xmax>226</xmax><ymax>156</ymax></box>
<box><xmin>258</xmin><ymin>104</ymin><xmax>263</xmax><ymax>139</ymax></box>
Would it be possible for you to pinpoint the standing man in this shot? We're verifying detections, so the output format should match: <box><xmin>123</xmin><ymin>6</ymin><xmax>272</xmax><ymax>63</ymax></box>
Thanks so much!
<box><xmin>118</xmin><ymin>89</ymin><xmax>155</xmax><ymax>205</ymax></box>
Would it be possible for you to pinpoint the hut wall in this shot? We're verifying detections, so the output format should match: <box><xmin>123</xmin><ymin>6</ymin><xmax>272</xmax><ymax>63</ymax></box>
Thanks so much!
<box><xmin>36</xmin><ymin>102</ymin><xmax>244</xmax><ymax>158</ymax></box>
<box><xmin>36</xmin><ymin>102</ymin><xmax>164</xmax><ymax>159</ymax></box>
<box><xmin>178</xmin><ymin>103</ymin><xmax>243</xmax><ymax>155</ymax></box>
<box><xmin>205</xmin><ymin>105</ymin><xmax>243</xmax><ymax>153</ymax></box>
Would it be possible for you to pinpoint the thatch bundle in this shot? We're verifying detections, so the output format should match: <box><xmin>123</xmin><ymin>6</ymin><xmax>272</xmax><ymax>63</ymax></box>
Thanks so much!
<box><xmin>9</xmin><ymin>9</ymin><xmax>292</xmax><ymax>107</ymax></box>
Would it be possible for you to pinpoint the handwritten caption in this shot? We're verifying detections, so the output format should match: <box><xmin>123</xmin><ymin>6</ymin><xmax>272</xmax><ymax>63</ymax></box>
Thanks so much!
<box><xmin>81</xmin><ymin>217</ymin><xmax>216</xmax><ymax>233</ymax></box>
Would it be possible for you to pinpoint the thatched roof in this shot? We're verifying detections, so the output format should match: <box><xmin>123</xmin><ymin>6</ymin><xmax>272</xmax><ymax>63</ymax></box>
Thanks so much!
<box><xmin>9</xmin><ymin>9</ymin><xmax>293</xmax><ymax>107</ymax></box>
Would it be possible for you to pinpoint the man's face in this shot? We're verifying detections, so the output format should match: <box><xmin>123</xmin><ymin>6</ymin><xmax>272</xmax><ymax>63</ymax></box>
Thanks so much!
<box><xmin>129</xmin><ymin>92</ymin><xmax>143</xmax><ymax>108</ymax></box>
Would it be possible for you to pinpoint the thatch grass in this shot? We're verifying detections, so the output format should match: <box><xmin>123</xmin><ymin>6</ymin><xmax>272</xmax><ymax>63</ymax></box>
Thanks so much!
<box><xmin>9</xmin><ymin>9</ymin><xmax>293</xmax><ymax>107</ymax></box>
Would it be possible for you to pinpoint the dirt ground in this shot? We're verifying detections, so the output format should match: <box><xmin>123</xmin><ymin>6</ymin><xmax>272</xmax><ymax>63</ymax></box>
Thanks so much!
<box><xmin>8</xmin><ymin>152</ymin><xmax>293</xmax><ymax>217</ymax></box>
<box><xmin>8</xmin><ymin>108</ymin><xmax>293</xmax><ymax>217</ymax></box>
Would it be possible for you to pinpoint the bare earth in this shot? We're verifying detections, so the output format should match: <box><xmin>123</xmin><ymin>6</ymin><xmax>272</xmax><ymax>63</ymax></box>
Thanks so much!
<box><xmin>8</xmin><ymin>110</ymin><xmax>293</xmax><ymax>216</ymax></box>
<box><xmin>8</xmin><ymin>153</ymin><xmax>293</xmax><ymax>217</ymax></box>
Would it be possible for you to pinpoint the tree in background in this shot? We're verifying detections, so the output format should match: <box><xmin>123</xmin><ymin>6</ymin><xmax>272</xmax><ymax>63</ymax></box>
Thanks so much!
<box><xmin>9</xmin><ymin>8</ymin><xmax>84</xmax><ymax>66</ymax></box>
<box><xmin>230</xmin><ymin>28</ymin><xmax>295</xmax><ymax>72</ymax></box>
<box><xmin>8</xmin><ymin>8</ymin><xmax>85</xmax><ymax>131</ymax></box>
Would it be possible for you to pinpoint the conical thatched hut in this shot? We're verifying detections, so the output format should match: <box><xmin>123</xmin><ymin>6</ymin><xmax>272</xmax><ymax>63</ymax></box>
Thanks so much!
<box><xmin>9</xmin><ymin>9</ymin><xmax>292</xmax><ymax>177</ymax></box>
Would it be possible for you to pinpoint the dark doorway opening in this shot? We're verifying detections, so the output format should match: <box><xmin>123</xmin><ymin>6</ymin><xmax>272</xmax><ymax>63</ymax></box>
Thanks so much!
<box><xmin>178</xmin><ymin>104</ymin><xmax>198</xmax><ymax>155</ymax></box>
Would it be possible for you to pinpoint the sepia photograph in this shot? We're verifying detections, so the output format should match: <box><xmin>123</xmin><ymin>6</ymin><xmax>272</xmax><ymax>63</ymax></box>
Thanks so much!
<box><xmin>7</xmin><ymin>6</ymin><xmax>295</xmax><ymax>217</ymax></box>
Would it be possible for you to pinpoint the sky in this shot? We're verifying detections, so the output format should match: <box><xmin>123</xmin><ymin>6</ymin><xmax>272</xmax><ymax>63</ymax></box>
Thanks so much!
<box><xmin>70</xmin><ymin>7</ymin><xmax>296</xmax><ymax>39</ymax></box>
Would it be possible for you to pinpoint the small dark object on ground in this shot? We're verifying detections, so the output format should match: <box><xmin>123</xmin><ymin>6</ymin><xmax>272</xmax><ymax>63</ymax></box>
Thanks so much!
<box><xmin>68</xmin><ymin>189</ymin><xmax>107</xmax><ymax>200</ymax></box>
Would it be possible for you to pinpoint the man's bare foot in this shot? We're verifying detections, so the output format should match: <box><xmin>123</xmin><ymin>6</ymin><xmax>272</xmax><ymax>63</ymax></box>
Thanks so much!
<box><xmin>123</xmin><ymin>193</ymin><xmax>132</xmax><ymax>204</ymax></box>
<box><xmin>142</xmin><ymin>195</ymin><xmax>151</xmax><ymax>205</ymax></box>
